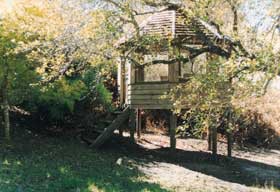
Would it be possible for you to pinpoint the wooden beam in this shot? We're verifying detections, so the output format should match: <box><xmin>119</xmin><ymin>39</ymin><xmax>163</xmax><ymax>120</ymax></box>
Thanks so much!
<box><xmin>128</xmin><ymin>99</ymin><xmax>173</xmax><ymax>105</ymax></box>
<box><xmin>128</xmin><ymin>95</ymin><xmax>171</xmax><ymax>100</ymax></box>
<box><xmin>128</xmin><ymin>89</ymin><xmax>169</xmax><ymax>95</ymax></box>
<box><xmin>130</xmin><ymin>104</ymin><xmax>173</xmax><ymax>109</ymax></box>
<box><xmin>129</xmin><ymin>109</ymin><xmax>136</xmax><ymax>143</ymax></box>
<box><xmin>91</xmin><ymin>108</ymin><xmax>130</xmax><ymax>148</ymax></box>
<box><xmin>129</xmin><ymin>62</ymin><xmax>136</xmax><ymax>84</ymax></box>
<box><xmin>136</xmin><ymin>109</ymin><xmax>142</xmax><ymax>139</ymax></box>
<box><xmin>207</xmin><ymin>125</ymin><xmax>212</xmax><ymax>151</ymax></box>
<box><xmin>128</xmin><ymin>83</ymin><xmax>175</xmax><ymax>90</ymax></box>
<box><xmin>212</xmin><ymin>126</ymin><xmax>217</xmax><ymax>156</ymax></box>
<box><xmin>170</xmin><ymin>112</ymin><xmax>177</xmax><ymax>150</ymax></box>
<box><xmin>119</xmin><ymin>125</ymin><xmax>124</xmax><ymax>137</ymax></box>
<box><xmin>168</xmin><ymin>63</ymin><xmax>180</xmax><ymax>82</ymax></box>
<box><xmin>227</xmin><ymin>130</ymin><xmax>233</xmax><ymax>157</ymax></box>
<box><xmin>168</xmin><ymin>48</ymin><xmax>180</xmax><ymax>83</ymax></box>
<box><xmin>118</xmin><ymin>55</ymin><xmax>126</xmax><ymax>105</ymax></box>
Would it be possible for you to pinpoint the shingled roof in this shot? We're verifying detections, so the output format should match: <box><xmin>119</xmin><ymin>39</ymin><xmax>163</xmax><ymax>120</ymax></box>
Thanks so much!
<box><xmin>117</xmin><ymin>7</ymin><xmax>229</xmax><ymax>48</ymax></box>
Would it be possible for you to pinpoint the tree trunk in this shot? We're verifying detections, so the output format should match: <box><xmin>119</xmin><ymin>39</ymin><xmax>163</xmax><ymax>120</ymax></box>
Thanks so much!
<box><xmin>2</xmin><ymin>65</ymin><xmax>10</xmax><ymax>141</ymax></box>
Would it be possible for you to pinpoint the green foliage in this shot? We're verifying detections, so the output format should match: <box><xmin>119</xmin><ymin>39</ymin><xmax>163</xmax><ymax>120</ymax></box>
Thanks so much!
<box><xmin>38</xmin><ymin>78</ymin><xmax>87</xmax><ymax>121</ymax></box>
<box><xmin>95</xmin><ymin>83</ymin><xmax>113</xmax><ymax>109</ymax></box>
<box><xmin>0</xmin><ymin>1</ymin><xmax>116</xmax><ymax>127</ymax></box>
<box><xmin>34</xmin><ymin>64</ymin><xmax>114</xmax><ymax>122</ymax></box>
<box><xmin>81</xmin><ymin>66</ymin><xmax>113</xmax><ymax>109</ymax></box>
<box><xmin>0</xmin><ymin>18</ymin><xmax>40</xmax><ymax>109</ymax></box>
<box><xmin>6</xmin><ymin>59</ymin><xmax>40</xmax><ymax>106</ymax></box>
<box><xmin>171</xmin><ymin>56</ymin><xmax>264</xmax><ymax>137</ymax></box>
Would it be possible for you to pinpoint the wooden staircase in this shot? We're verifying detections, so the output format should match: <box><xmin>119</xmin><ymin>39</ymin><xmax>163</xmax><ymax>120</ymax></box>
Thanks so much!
<box><xmin>90</xmin><ymin>107</ymin><xmax>130</xmax><ymax>148</ymax></box>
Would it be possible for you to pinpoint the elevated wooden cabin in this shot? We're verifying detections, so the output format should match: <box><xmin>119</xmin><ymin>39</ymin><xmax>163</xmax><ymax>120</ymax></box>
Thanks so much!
<box><xmin>117</xmin><ymin>6</ymin><xmax>231</xmax><ymax>110</ymax></box>
<box><xmin>91</xmin><ymin>6</ymin><xmax>236</xmax><ymax>156</ymax></box>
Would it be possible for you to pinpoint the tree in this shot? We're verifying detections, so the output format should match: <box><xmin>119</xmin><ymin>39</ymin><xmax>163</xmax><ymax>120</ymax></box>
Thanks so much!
<box><xmin>0</xmin><ymin>0</ymin><xmax>117</xmax><ymax>133</ymax></box>
<box><xmin>0</xmin><ymin>17</ymin><xmax>39</xmax><ymax>140</ymax></box>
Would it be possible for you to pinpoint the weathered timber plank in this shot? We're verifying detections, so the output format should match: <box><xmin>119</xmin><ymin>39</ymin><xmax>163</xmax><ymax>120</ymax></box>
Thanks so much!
<box><xmin>136</xmin><ymin>109</ymin><xmax>141</xmax><ymax>139</ymax></box>
<box><xmin>170</xmin><ymin>112</ymin><xmax>177</xmax><ymax>150</ymax></box>
<box><xmin>130</xmin><ymin>104</ymin><xmax>173</xmax><ymax>109</ymax></box>
<box><xmin>129</xmin><ymin>109</ymin><xmax>136</xmax><ymax>142</ymax></box>
<box><xmin>128</xmin><ymin>84</ymin><xmax>173</xmax><ymax>90</ymax></box>
<box><xmin>128</xmin><ymin>99</ymin><xmax>173</xmax><ymax>105</ymax></box>
<box><xmin>91</xmin><ymin>107</ymin><xmax>130</xmax><ymax>148</ymax></box>
<box><xmin>128</xmin><ymin>89</ymin><xmax>169</xmax><ymax>95</ymax></box>
<box><xmin>128</xmin><ymin>94</ymin><xmax>170</xmax><ymax>100</ymax></box>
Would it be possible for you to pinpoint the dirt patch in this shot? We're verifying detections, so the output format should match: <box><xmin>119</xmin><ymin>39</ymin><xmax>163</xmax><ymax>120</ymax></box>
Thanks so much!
<box><xmin>138</xmin><ymin>162</ymin><xmax>268</xmax><ymax>192</ymax></box>
<box><xmin>113</xmin><ymin>133</ymin><xmax>280</xmax><ymax>192</ymax></box>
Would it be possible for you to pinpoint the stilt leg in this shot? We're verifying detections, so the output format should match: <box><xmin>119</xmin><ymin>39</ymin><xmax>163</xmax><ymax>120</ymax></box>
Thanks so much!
<box><xmin>129</xmin><ymin>109</ymin><xmax>136</xmax><ymax>143</ymax></box>
<box><xmin>227</xmin><ymin>130</ymin><xmax>233</xmax><ymax>157</ymax></box>
<box><xmin>136</xmin><ymin>109</ymin><xmax>142</xmax><ymax>139</ymax></box>
<box><xmin>119</xmin><ymin>127</ymin><xmax>123</xmax><ymax>137</ymax></box>
<box><xmin>212</xmin><ymin>126</ymin><xmax>217</xmax><ymax>156</ymax></box>
<box><xmin>208</xmin><ymin>126</ymin><xmax>212</xmax><ymax>151</ymax></box>
<box><xmin>170</xmin><ymin>112</ymin><xmax>177</xmax><ymax>150</ymax></box>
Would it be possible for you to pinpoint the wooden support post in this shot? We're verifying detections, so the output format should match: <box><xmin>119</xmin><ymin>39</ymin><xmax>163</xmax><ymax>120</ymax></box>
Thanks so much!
<box><xmin>129</xmin><ymin>62</ymin><xmax>136</xmax><ymax>84</ymax></box>
<box><xmin>207</xmin><ymin>126</ymin><xmax>212</xmax><ymax>151</ymax></box>
<box><xmin>170</xmin><ymin>112</ymin><xmax>177</xmax><ymax>150</ymax></box>
<box><xmin>227</xmin><ymin>108</ymin><xmax>233</xmax><ymax>157</ymax></box>
<box><xmin>118</xmin><ymin>54</ymin><xmax>126</xmax><ymax>105</ymax></box>
<box><xmin>119</xmin><ymin>127</ymin><xmax>123</xmax><ymax>137</ymax></box>
<box><xmin>227</xmin><ymin>130</ymin><xmax>233</xmax><ymax>157</ymax></box>
<box><xmin>168</xmin><ymin>49</ymin><xmax>179</xmax><ymax>150</ymax></box>
<box><xmin>129</xmin><ymin>109</ymin><xmax>136</xmax><ymax>143</ymax></box>
<box><xmin>168</xmin><ymin>63</ymin><xmax>180</xmax><ymax>82</ymax></box>
<box><xmin>136</xmin><ymin>109</ymin><xmax>142</xmax><ymax>139</ymax></box>
<box><xmin>212</xmin><ymin>126</ymin><xmax>217</xmax><ymax>156</ymax></box>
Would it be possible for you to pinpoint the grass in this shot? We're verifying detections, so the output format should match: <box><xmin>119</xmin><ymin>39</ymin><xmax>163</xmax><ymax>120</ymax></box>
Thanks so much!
<box><xmin>0</xmin><ymin>129</ymin><xmax>169</xmax><ymax>192</ymax></box>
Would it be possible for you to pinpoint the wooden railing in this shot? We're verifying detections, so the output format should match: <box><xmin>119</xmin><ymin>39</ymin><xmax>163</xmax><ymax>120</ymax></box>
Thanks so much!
<box><xmin>127</xmin><ymin>82</ymin><xmax>178</xmax><ymax>109</ymax></box>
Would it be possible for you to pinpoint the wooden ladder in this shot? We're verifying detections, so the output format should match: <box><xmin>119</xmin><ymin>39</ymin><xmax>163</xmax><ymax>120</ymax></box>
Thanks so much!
<box><xmin>91</xmin><ymin>107</ymin><xmax>130</xmax><ymax>148</ymax></box>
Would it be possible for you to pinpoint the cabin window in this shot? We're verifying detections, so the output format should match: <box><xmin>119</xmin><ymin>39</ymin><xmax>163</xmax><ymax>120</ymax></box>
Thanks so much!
<box><xmin>180</xmin><ymin>54</ymin><xmax>207</xmax><ymax>78</ymax></box>
<box><xmin>142</xmin><ymin>54</ymin><xmax>169</xmax><ymax>82</ymax></box>
<box><xmin>144</xmin><ymin>64</ymin><xmax>169</xmax><ymax>82</ymax></box>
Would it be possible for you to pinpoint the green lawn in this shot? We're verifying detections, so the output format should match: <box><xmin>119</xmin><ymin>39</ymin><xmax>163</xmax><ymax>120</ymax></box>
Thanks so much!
<box><xmin>0</xmin><ymin>130</ymin><xmax>168</xmax><ymax>192</ymax></box>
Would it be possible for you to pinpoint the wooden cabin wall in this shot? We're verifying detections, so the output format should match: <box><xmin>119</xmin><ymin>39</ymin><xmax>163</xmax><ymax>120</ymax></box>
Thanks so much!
<box><xmin>127</xmin><ymin>83</ymin><xmax>174</xmax><ymax>109</ymax></box>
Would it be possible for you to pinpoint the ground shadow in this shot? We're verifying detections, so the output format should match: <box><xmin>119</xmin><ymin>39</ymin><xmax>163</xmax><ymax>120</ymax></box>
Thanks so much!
<box><xmin>0</xmin><ymin>131</ymin><xmax>169</xmax><ymax>192</ymax></box>
<box><xmin>103</xmin><ymin>135</ymin><xmax>280</xmax><ymax>190</ymax></box>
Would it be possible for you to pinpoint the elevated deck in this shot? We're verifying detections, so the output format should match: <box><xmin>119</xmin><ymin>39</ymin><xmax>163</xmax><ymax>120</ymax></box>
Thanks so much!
<box><xmin>127</xmin><ymin>82</ymin><xmax>178</xmax><ymax>109</ymax></box>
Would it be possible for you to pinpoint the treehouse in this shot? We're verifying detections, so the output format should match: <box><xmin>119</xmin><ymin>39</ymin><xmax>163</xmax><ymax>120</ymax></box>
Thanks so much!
<box><xmin>92</xmin><ymin>6</ymin><xmax>236</xmax><ymax>151</ymax></box>
<box><xmin>117</xmin><ymin>6</ymin><xmax>233</xmax><ymax>110</ymax></box>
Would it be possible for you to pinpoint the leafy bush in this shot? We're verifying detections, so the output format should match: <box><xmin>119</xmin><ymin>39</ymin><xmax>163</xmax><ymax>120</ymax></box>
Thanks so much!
<box><xmin>31</xmin><ymin>64</ymin><xmax>115</xmax><ymax>130</ymax></box>
<box><xmin>95</xmin><ymin>83</ymin><xmax>113</xmax><ymax>110</ymax></box>
<box><xmin>38</xmin><ymin>78</ymin><xmax>87</xmax><ymax>121</ymax></box>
